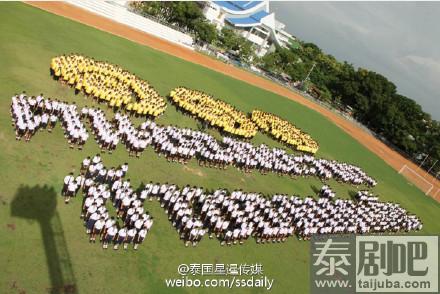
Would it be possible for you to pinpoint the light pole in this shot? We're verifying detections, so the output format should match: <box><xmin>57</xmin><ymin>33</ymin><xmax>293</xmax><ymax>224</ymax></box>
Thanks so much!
<box><xmin>426</xmin><ymin>159</ymin><xmax>438</xmax><ymax>175</ymax></box>
<box><xmin>302</xmin><ymin>62</ymin><xmax>316</xmax><ymax>84</ymax></box>
<box><xmin>417</xmin><ymin>154</ymin><xmax>429</xmax><ymax>171</ymax></box>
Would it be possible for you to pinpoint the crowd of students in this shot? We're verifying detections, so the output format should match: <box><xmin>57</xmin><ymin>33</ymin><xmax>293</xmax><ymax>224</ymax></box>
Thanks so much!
<box><xmin>251</xmin><ymin>110</ymin><xmax>319</xmax><ymax>154</ymax></box>
<box><xmin>355</xmin><ymin>190</ymin><xmax>379</xmax><ymax>202</ymax></box>
<box><xmin>169</xmin><ymin>87</ymin><xmax>258</xmax><ymax>138</ymax></box>
<box><xmin>65</xmin><ymin>157</ymin><xmax>422</xmax><ymax>247</ymax></box>
<box><xmin>47</xmin><ymin>54</ymin><xmax>323</xmax><ymax>153</ymax></box>
<box><xmin>113</xmin><ymin>113</ymin><xmax>377</xmax><ymax>187</ymax></box>
<box><xmin>82</xmin><ymin>107</ymin><xmax>119</xmax><ymax>153</ymax></box>
<box><xmin>153</xmin><ymin>183</ymin><xmax>207</xmax><ymax>247</ymax></box>
<box><xmin>10</xmin><ymin>93</ymin><xmax>88</xmax><ymax>148</ymax></box>
<box><xmin>10</xmin><ymin>94</ymin><xmax>377</xmax><ymax>187</ymax></box>
<box><xmin>319</xmin><ymin>185</ymin><xmax>336</xmax><ymax>199</ymax></box>
<box><xmin>50</xmin><ymin>54</ymin><xmax>167</xmax><ymax>117</ymax></box>
<box><xmin>168</xmin><ymin>88</ymin><xmax>321</xmax><ymax>155</ymax></box>
<box><xmin>152</xmin><ymin>183</ymin><xmax>422</xmax><ymax>244</ymax></box>
<box><xmin>62</xmin><ymin>155</ymin><xmax>153</xmax><ymax>250</ymax></box>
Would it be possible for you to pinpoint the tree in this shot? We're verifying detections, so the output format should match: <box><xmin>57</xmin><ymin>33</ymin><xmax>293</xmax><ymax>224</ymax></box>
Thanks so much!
<box><xmin>237</xmin><ymin>38</ymin><xmax>254</xmax><ymax>63</ymax></box>
<box><xmin>261</xmin><ymin>51</ymin><xmax>279</xmax><ymax>72</ymax></box>
<box><xmin>168</xmin><ymin>2</ymin><xmax>203</xmax><ymax>31</ymax></box>
<box><xmin>219</xmin><ymin>27</ymin><xmax>238</xmax><ymax>50</ymax></box>
<box><xmin>194</xmin><ymin>20</ymin><xmax>217</xmax><ymax>43</ymax></box>
<box><xmin>139</xmin><ymin>2</ymin><xmax>163</xmax><ymax>17</ymax></box>
<box><xmin>216</xmin><ymin>27</ymin><xmax>255</xmax><ymax>62</ymax></box>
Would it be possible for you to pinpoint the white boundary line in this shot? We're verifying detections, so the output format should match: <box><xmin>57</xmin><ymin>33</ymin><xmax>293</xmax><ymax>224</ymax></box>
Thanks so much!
<box><xmin>434</xmin><ymin>188</ymin><xmax>440</xmax><ymax>199</ymax></box>
<box><xmin>399</xmin><ymin>165</ymin><xmax>434</xmax><ymax>195</ymax></box>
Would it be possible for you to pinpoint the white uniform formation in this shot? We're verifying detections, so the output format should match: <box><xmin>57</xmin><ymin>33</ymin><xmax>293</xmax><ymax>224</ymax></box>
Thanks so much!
<box><xmin>11</xmin><ymin>93</ymin><xmax>88</xmax><ymax>148</ymax></box>
<box><xmin>355</xmin><ymin>190</ymin><xmax>379</xmax><ymax>202</ymax></box>
<box><xmin>319</xmin><ymin>185</ymin><xmax>336</xmax><ymax>199</ymax></box>
<box><xmin>82</xmin><ymin>108</ymin><xmax>120</xmax><ymax>152</ymax></box>
<box><xmin>64</xmin><ymin>158</ymin><xmax>422</xmax><ymax>248</ymax></box>
<box><xmin>95</xmin><ymin>112</ymin><xmax>377</xmax><ymax>187</ymax></box>
<box><xmin>63</xmin><ymin>155</ymin><xmax>153</xmax><ymax>250</ymax></box>
<box><xmin>10</xmin><ymin>94</ymin><xmax>377</xmax><ymax>188</ymax></box>
<box><xmin>147</xmin><ymin>179</ymin><xmax>422</xmax><ymax>244</ymax></box>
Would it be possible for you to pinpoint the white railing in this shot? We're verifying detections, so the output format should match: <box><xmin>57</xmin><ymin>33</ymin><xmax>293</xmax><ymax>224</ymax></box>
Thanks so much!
<box><xmin>66</xmin><ymin>0</ymin><xmax>194</xmax><ymax>50</ymax></box>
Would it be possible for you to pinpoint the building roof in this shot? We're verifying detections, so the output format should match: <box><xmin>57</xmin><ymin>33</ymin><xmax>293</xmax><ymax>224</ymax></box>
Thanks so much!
<box><xmin>226</xmin><ymin>10</ymin><xmax>270</xmax><ymax>27</ymax></box>
<box><xmin>213</xmin><ymin>1</ymin><xmax>263</xmax><ymax>12</ymax></box>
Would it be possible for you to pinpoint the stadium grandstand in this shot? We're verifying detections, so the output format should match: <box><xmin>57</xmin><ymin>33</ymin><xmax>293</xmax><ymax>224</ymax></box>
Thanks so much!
<box><xmin>201</xmin><ymin>1</ymin><xmax>297</xmax><ymax>56</ymax></box>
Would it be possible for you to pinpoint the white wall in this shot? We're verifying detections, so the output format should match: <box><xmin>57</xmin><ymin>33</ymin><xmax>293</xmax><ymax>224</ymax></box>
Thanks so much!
<box><xmin>203</xmin><ymin>3</ymin><xmax>226</xmax><ymax>30</ymax></box>
<box><xmin>240</xmin><ymin>30</ymin><xmax>267</xmax><ymax>47</ymax></box>
<box><xmin>66</xmin><ymin>0</ymin><xmax>194</xmax><ymax>50</ymax></box>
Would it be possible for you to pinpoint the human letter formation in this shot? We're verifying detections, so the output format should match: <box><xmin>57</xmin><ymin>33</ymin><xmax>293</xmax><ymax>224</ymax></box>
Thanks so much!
<box><xmin>50</xmin><ymin>54</ymin><xmax>167</xmax><ymax>117</ymax></box>
<box><xmin>10</xmin><ymin>93</ymin><xmax>376</xmax><ymax>187</ymax></box>
<box><xmin>63</xmin><ymin>156</ymin><xmax>153</xmax><ymax>250</ymax></box>
<box><xmin>169</xmin><ymin>87</ymin><xmax>319</xmax><ymax>154</ymax></box>
<box><xmin>63</xmin><ymin>156</ymin><xmax>422</xmax><ymax>249</ymax></box>
<box><xmin>50</xmin><ymin>54</ymin><xmax>318</xmax><ymax>155</ymax></box>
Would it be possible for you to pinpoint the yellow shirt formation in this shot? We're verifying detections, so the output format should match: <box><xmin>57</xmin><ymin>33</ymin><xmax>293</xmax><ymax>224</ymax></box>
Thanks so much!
<box><xmin>170</xmin><ymin>87</ymin><xmax>257</xmax><ymax>138</ymax></box>
<box><xmin>251</xmin><ymin>110</ymin><xmax>319</xmax><ymax>154</ymax></box>
<box><xmin>50</xmin><ymin>54</ymin><xmax>166</xmax><ymax>117</ymax></box>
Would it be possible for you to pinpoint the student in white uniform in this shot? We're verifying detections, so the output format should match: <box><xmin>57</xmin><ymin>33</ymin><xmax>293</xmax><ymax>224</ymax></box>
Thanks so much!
<box><xmin>134</xmin><ymin>228</ymin><xmax>148</xmax><ymax>250</ymax></box>
<box><xmin>114</xmin><ymin>227</ymin><xmax>128</xmax><ymax>250</ymax></box>
<box><xmin>103</xmin><ymin>225</ymin><xmax>118</xmax><ymax>249</ymax></box>
<box><xmin>91</xmin><ymin>217</ymin><xmax>106</xmax><ymax>242</ymax></box>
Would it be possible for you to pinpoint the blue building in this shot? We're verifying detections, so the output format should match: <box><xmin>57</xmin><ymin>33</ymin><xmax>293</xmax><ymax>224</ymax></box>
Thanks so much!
<box><xmin>201</xmin><ymin>1</ymin><xmax>296</xmax><ymax>56</ymax></box>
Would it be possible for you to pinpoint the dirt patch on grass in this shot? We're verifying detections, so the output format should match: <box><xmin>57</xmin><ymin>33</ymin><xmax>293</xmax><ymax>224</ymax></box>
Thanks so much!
<box><xmin>183</xmin><ymin>165</ymin><xmax>205</xmax><ymax>177</ymax></box>
<box><xmin>6</xmin><ymin>223</ymin><xmax>16</xmax><ymax>231</ymax></box>
<box><xmin>10</xmin><ymin>281</ymin><xmax>26</xmax><ymax>293</ymax></box>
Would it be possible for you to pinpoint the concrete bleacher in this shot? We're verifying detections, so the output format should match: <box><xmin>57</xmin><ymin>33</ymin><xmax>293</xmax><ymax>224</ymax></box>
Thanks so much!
<box><xmin>66</xmin><ymin>0</ymin><xmax>194</xmax><ymax>50</ymax></box>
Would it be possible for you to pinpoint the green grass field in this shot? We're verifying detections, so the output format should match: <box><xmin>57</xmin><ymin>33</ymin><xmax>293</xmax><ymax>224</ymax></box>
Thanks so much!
<box><xmin>0</xmin><ymin>3</ymin><xmax>439</xmax><ymax>294</ymax></box>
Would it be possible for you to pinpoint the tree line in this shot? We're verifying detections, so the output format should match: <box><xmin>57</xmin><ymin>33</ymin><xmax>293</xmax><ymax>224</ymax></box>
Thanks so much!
<box><xmin>259</xmin><ymin>44</ymin><xmax>440</xmax><ymax>175</ymax></box>
<box><xmin>129</xmin><ymin>1</ymin><xmax>439</xmax><ymax>175</ymax></box>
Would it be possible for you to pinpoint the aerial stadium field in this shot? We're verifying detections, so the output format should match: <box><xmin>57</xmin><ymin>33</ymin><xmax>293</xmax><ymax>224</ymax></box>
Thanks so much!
<box><xmin>0</xmin><ymin>2</ymin><xmax>439</xmax><ymax>293</ymax></box>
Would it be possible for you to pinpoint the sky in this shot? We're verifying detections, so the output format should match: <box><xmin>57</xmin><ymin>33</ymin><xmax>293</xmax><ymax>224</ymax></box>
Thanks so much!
<box><xmin>271</xmin><ymin>2</ymin><xmax>440</xmax><ymax>120</ymax></box>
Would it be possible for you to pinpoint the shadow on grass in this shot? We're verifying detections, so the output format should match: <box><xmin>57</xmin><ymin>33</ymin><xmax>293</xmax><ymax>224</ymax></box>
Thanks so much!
<box><xmin>310</xmin><ymin>184</ymin><xmax>321</xmax><ymax>195</ymax></box>
<box><xmin>348</xmin><ymin>190</ymin><xmax>358</xmax><ymax>201</ymax></box>
<box><xmin>10</xmin><ymin>185</ymin><xmax>78</xmax><ymax>294</ymax></box>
